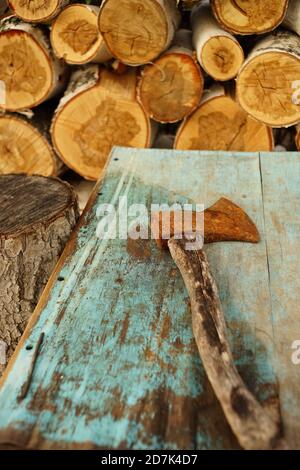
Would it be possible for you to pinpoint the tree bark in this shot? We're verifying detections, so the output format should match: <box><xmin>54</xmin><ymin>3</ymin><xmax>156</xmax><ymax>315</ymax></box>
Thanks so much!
<box><xmin>98</xmin><ymin>0</ymin><xmax>181</xmax><ymax>66</ymax></box>
<box><xmin>191</xmin><ymin>2</ymin><xmax>244</xmax><ymax>81</ymax></box>
<box><xmin>295</xmin><ymin>125</ymin><xmax>300</xmax><ymax>151</ymax></box>
<box><xmin>0</xmin><ymin>16</ymin><xmax>68</xmax><ymax>111</ymax></box>
<box><xmin>51</xmin><ymin>65</ymin><xmax>153</xmax><ymax>180</ymax></box>
<box><xmin>137</xmin><ymin>29</ymin><xmax>203</xmax><ymax>123</ymax></box>
<box><xmin>50</xmin><ymin>4</ymin><xmax>112</xmax><ymax>65</ymax></box>
<box><xmin>8</xmin><ymin>0</ymin><xmax>70</xmax><ymax>23</ymax></box>
<box><xmin>0</xmin><ymin>174</ymin><xmax>79</xmax><ymax>375</ymax></box>
<box><xmin>236</xmin><ymin>31</ymin><xmax>300</xmax><ymax>127</ymax></box>
<box><xmin>283</xmin><ymin>0</ymin><xmax>300</xmax><ymax>35</ymax></box>
<box><xmin>168</xmin><ymin>238</ymin><xmax>287</xmax><ymax>450</ymax></box>
<box><xmin>174</xmin><ymin>85</ymin><xmax>274</xmax><ymax>152</ymax></box>
<box><xmin>211</xmin><ymin>0</ymin><xmax>289</xmax><ymax>35</ymax></box>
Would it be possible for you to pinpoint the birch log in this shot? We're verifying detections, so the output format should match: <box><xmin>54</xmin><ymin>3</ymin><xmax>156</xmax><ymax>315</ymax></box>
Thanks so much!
<box><xmin>0</xmin><ymin>16</ymin><xmax>68</xmax><ymax>111</ymax></box>
<box><xmin>51</xmin><ymin>4</ymin><xmax>112</xmax><ymax>65</ymax></box>
<box><xmin>0</xmin><ymin>174</ymin><xmax>79</xmax><ymax>375</ymax></box>
<box><xmin>175</xmin><ymin>85</ymin><xmax>273</xmax><ymax>152</ymax></box>
<box><xmin>51</xmin><ymin>65</ymin><xmax>153</xmax><ymax>180</ymax></box>
<box><xmin>8</xmin><ymin>0</ymin><xmax>69</xmax><ymax>23</ymax></box>
<box><xmin>211</xmin><ymin>0</ymin><xmax>289</xmax><ymax>36</ymax></box>
<box><xmin>98</xmin><ymin>0</ymin><xmax>181</xmax><ymax>66</ymax></box>
<box><xmin>137</xmin><ymin>29</ymin><xmax>203</xmax><ymax>123</ymax></box>
<box><xmin>283</xmin><ymin>0</ymin><xmax>300</xmax><ymax>36</ymax></box>
<box><xmin>0</xmin><ymin>107</ymin><xmax>63</xmax><ymax>176</ymax></box>
<box><xmin>236</xmin><ymin>31</ymin><xmax>300</xmax><ymax>127</ymax></box>
<box><xmin>191</xmin><ymin>2</ymin><xmax>244</xmax><ymax>81</ymax></box>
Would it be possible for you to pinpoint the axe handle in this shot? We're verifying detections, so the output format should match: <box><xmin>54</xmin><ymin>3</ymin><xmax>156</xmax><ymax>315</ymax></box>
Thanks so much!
<box><xmin>168</xmin><ymin>238</ymin><xmax>288</xmax><ymax>450</ymax></box>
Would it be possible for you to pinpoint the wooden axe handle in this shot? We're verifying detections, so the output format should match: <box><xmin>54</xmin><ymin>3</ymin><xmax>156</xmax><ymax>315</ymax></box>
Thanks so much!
<box><xmin>168</xmin><ymin>238</ymin><xmax>288</xmax><ymax>450</ymax></box>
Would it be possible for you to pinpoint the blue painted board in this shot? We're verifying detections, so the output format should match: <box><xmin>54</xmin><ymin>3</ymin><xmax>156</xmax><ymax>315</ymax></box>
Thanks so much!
<box><xmin>0</xmin><ymin>148</ymin><xmax>296</xmax><ymax>449</ymax></box>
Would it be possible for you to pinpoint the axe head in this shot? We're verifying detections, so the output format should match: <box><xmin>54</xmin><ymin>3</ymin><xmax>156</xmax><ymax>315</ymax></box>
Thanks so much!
<box><xmin>152</xmin><ymin>197</ymin><xmax>260</xmax><ymax>250</ymax></box>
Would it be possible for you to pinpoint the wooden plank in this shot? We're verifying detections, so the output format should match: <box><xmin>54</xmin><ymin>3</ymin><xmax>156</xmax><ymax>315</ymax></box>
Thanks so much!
<box><xmin>260</xmin><ymin>152</ymin><xmax>300</xmax><ymax>448</ymax></box>
<box><xmin>0</xmin><ymin>148</ymin><xmax>278</xmax><ymax>449</ymax></box>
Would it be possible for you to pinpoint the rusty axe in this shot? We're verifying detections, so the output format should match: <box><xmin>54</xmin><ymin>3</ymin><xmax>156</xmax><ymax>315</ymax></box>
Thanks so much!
<box><xmin>152</xmin><ymin>198</ymin><xmax>288</xmax><ymax>450</ymax></box>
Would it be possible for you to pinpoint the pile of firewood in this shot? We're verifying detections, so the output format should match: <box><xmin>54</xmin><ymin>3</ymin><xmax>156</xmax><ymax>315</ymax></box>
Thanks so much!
<box><xmin>1</xmin><ymin>0</ymin><xmax>300</xmax><ymax>182</ymax></box>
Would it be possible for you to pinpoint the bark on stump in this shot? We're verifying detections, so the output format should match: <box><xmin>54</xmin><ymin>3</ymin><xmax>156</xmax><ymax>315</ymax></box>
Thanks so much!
<box><xmin>0</xmin><ymin>174</ymin><xmax>79</xmax><ymax>375</ymax></box>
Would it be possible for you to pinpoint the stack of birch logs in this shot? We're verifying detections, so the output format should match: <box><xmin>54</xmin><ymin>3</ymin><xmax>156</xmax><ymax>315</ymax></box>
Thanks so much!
<box><xmin>1</xmin><ymin>0</ymin><xmax>300</xmax><ymax>183</ymax></box>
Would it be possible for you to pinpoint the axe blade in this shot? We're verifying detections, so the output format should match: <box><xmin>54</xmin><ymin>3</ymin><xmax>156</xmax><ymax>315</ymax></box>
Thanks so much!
<box><xmin>152</xmin><ymin>197</ymin><xmax>260</xmax><ymax>250</ymax></box>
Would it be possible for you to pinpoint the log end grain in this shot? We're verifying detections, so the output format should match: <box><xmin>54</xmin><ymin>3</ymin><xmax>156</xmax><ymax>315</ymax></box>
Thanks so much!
<box><xmin>8</xmin><ymin>0</ymin><xmax>64</xmax><ymax>23</ymax></box>
<box><xmin>51</xmin><ymin>4</ymin><xmax>111</xmax><ymax>65</ymax></box>
<box><xmin>51</xmin><ymin>67</ymin><xmax>151</xmax><ymax>180</ymax></box>
<box><xmin>175</xmin><ymin>94</ymin><xmax>273</xmax><ymax>152</ymax></box>
<box><xmin>201</xmin><ymin>35</ymin><xmax>244</xmax><ymax>81</ymax></box>
<box><xmin>138</xmin><ymin>51</ymin><xmax>203</xmax><ymax>123</ymax></box>
<box><xmin>0</xmin><ymin>114</ymin><xmax>57</xmax><ymax>177</ymax></box>
<box><xmin>237</xmin><ymin>50</ymin><xmax>300</xmax><ymax>127</ymax></box>
<box><xmin>211</xmin><ymin>0</ymin><xmax>289</xmax><ymax>35</ymax></box>
<box><xmin>98</xmin><ymin>0</ymin><xmax>180</xmax><ymax>66</ymax></box>
<box><xmin>0</xmin><ymin>29</ymin><xmax>52</xmax><ymax>111</ymax></box>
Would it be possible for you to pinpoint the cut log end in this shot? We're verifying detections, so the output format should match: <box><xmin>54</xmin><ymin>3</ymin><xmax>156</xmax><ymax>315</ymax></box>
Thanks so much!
<box><xmin>0</xmin><ymin>30</ymin><xmax>53</xmax><ymax>111</ymax></box>
<box><xmin>52</xmin><ymin>67</ymin><xmax>151</xmax><ymax>180</ymax></box>
<box><xmin>0</xmin><ymin>174</ymin><xmax>77</xmax><ymax>236</ymax></box>
<box><xmin>201</xmin><ymin>36</ymin><xmax>244</xmax><ymax>81</ymax></box>
<box><xmin>0</xmin><ymin>115</ymin><xmax>57</xmax><ymax>176</ymax></box>
<box><xmin>8</xmin><ymin>0</ymin><xmax>65</xmax><ymax>23</ymax></box>
<box><xmin>175</xmin><ymin>94</ymin><xmax>273</xmax><ymax>152</ymax></box>
<box><xmin>138</xmin><ymin>52</ymin><xmax>203</xmax><ymax>123</ymax></box>
<box><xmin>211</xmin><ymin>0</ymin><xmax>289</xmax><ymax>35</ymax></box>
<box><xmin>51</xmin><ymin>4</ymin><xmax>110</xmax><ymax>65</ymax></box>
<box><xmin>99</xmin><ymin>0</ymin><xmax>180</xmax><ymax>66</ymax></box>
<box><xmin>237</xmin><ymin>52</ymin><xmax>300</xmax><ymax>127</ymax></box>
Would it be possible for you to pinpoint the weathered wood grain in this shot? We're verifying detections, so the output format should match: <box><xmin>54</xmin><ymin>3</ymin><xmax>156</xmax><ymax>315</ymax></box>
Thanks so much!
<box><xmin>260</xmin><ymin>152</ymin><xmax>300</xmax><ymax>449</ymax></box>
<box><xmin>0</xmin><ymin>148</ymin><xmax>294</xmax><ymax>449</ymax></box>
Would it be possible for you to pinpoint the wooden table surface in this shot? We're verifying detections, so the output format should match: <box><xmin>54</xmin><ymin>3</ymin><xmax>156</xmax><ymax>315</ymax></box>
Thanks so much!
<box><xmin>0</xmin><ymin>148</ymin><xmax>299</xmax><ymax>449</ymax></box>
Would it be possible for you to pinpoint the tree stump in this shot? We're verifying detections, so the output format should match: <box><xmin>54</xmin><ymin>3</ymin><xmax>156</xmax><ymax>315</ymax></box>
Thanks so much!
<box><xmin>0</xmin><ymin>174</ymin><xmax>79</xmax><ymax>375</ymax></box>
